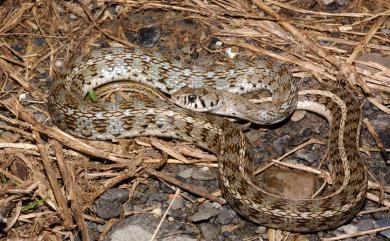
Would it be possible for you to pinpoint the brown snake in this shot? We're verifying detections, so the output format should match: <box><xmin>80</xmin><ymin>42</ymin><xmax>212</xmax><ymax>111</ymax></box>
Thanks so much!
<box><xmin>47</xmin><ymin>48</ymin><xmax>367</xmax><ymax>232</ymax></box>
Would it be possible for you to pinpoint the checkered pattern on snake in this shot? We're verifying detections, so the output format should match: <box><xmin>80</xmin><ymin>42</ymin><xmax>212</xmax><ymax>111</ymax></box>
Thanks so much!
<box><xmin>47</xmin><ymin>48</ymin><xmax>367</xmax><ymax>232</ymax></box>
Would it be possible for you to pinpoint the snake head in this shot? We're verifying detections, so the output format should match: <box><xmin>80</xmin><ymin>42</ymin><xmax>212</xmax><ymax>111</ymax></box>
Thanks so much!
<box><xmin>171</xmin><ymin>87</ymin><xmax>221</xmax><ymax>112</ymax></box>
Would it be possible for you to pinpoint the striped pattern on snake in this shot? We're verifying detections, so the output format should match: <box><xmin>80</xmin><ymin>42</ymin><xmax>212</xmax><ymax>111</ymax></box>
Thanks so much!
<box><xmin>47</xmin><ymin>48</ymin><xmax>367</xmax><ymax>232</ymax></box>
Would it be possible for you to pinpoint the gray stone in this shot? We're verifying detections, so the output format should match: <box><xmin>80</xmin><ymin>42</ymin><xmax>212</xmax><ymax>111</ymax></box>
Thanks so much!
<box><xmin>95</xmin><ymin>188</ymin><xmax>129</xmax><ymax>219</ymax></box>
<box><xmin>245</xmin><ymin>129</ymin><xmax>265</xmax><ymax>143</ymax></box>
<box><xmin>322</xmin><ymin>0</ymin><xmax>335</xmax><ymax>5</ymax></box>
<box><xmin>296</xmin><ymin>149</ymin><xmax>320</xmax><ymax>164</ymax></box>
<box><xmin>217</xmin><ymin>208</ymin><xmax>237</xmax><ymax>225</ymax></box>
<box><xmin>190</xmin><ymin>205</ymin><xmax>220</xmax><ymax>222</ymax></box>
<box><xmin>104</xmin><ymin>214</ymin><xmax>195</xmax><ymax>241</ymax></box>
<box><xmin>178</xmin><ymin>168</ymin><xmax>194</xmax><ymax>179</ymax></box>
<box><xmin>108</xmin><ymin>224</ymin><xmax>195</xmax><ymax>241</ymax></box>
<box><xmin>336</xmin><ymin>0</ymin><xmax>348</xmax><ymax>5</ymax></box>
<box><xmin>137</xmin><ymin>27</ymin><xmax>161</xmax><ymax>48</ymax></box>
<box><xmin>191</xmin><ymin>169</ymin><xmax>216</xmax><ymax>181</ymax></box>
<box><xmin>374</xmin><ymin>216</ymin><xmax>390</xmax><ymax>238</ymax></box>
<box><xmin>255</xmin><ymin>226</ymin><xmax>267</xmax><ymax>234</ymax></box>
<box><xmin>356</xmin><ymin>219</ymin><xmax>374</xmax><ymax>231</ymax></box>
<box><xmin>200</xmin><ymin>223</ymin><xmax>219</xmax><ymax>241</ymax></box>
<box><xmin>272</xmin><ymin>135</ymin><xmax>291</xmax><ymax>155</ymax></box>
<box><xmin>339</xmin><ymin>224</ymin><xmax>358</xmax><ymax>234</ymax></box>
<box><xmin>167</xmin><ymin>196</ymin><xmax>185</xmax><ymax>210</ymax></box>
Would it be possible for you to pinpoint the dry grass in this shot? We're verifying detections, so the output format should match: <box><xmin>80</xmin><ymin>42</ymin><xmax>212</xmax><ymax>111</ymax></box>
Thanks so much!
<box><xmin>0</xmin><ymin>1</ymin><xmax>389</xmax><ymax>240</ymax></box>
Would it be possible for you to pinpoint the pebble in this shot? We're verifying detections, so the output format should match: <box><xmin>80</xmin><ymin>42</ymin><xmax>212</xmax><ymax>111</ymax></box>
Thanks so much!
<box><xmin>94</xmin><ymin>188</ymin><xmax>129</xmax><ymax>219</ymax></box>
<box><xmin>356</xmin><ymin>218</ymin><xmax>374</xmax><ymax>231</ymax></box>
<box><xmin>272</xmin><ymin>135</ymin><xmax>291</xmax><ymax>155</ymax></box>
<box><xmin>374</xmin><ymin>216</ymin><xmax>390</xmax><ymax>239</ymax></box>
<box><xmin>190</xmin><ymin>204</ymin><xmax>220</xmax><ymax>222</ymax></box>
<box><xmin>167</xmin><ymin>196</ymin><xmax>185</xmax><ymax>210</ymax></box>
<box><xmin>295</xmin><ymin>235</ymin><xmax>310</xmax><ymax>241</ymax></box>
<box><xmin>296</xmin><ymin>149</ymin><xmax>320</xmax><ymax>164</ymax></box>
<box><xmin>339</xmin><ymin>224</ymin><xmax>358</xmax><ymax>234</ymax></box>
<box><xmin>291</xmin><ymin>110</ymin><xmax>306</xmax><ymax>122</ymax></box>
<box><xmin>245</xmin><ymin>129</ymin><xmax>265</xmax><ymax>143</ymax></box>
<box><xmin>104</xmin><ymin>214</ymin><xmax>196</xmax><ymax>241</ymax></box>
<box><xmin>217</xmin><ymin>208</ymin><xmax>237</xmax><ymax>225</ymax></box>
<box><xmin>69</xmin><ymin>13</ymin><xmax>77</xmax><ymax>20</ymax></box>
<box><xmin>137</xmin><ymin>27</ymin><xmax>161</xmax><ymax>47</ymax></box>
<box><xmin>35</xmin><ymin>38</ymin><xmax>46</xmax><ymax>46</ymax></box>
<box><xmin>255</xmin><ymin>226</ymin><xmax>266</xmax><ymax>234</ymax></box>
<box><xmin>322</xmin><ymin>0</ymin><xmax>335</xmax><ymax>5</ymax></box>
<box><xmin>177</xmin><ymin>168</ymin><xmax>194</xmax><ymax>179</ymax></box>
<box><xmin>181</xmin><ymin>45</ymin><xmax>192</xmax><ymax>55</ymax></box>
<box><xmin>200</xmin><ymin>223</ymin><xmax>220</xmax><ymax>241</ymax></box>
<box><xmin>146</xmin><ymin>193</ymin><xmax>167</xmax><ymax>205</ymax></box>
<box><xmin>151</xmin><ymin>207</ymin><xmax>162</xmax><ymax>217</ymax></box>
<box><xmin>191</xmin><ymin>169</ymin><xmax>216</xmax><ymax>181</ymax></box>
<box><xmin>125</xmin><ymin>31</ymin><xmax>137</xmax><ymax>43</ymax></box>
<box><xmin>54</xmin><ymin>59</ymin><xmax>64</xmax><ymax>68</ymax></box>
<box><xmin>336</xmin><ymin>0</ymin><xmax>348</xmax><ymax>5</ymax></box>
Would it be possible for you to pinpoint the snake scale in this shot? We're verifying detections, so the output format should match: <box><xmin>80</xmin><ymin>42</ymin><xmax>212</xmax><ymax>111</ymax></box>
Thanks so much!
<box><xmin>48</xmin><ymin>47</ymin><xmax>367</xmax><ymax>232</ymax></box>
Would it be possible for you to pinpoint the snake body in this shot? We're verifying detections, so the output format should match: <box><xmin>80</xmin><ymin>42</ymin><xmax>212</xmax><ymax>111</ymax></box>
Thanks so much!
<box><xmin>48</xmin><ymin>47</ymin><xmax>367</xmax><ymax>232</ymax></box>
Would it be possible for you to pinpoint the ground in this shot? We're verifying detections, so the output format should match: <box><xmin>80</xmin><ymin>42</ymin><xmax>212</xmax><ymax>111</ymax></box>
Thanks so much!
<box><xmin>0</xmin><ymin>1</ymin><xmax>389</xmax><ymax>241</ymax></box>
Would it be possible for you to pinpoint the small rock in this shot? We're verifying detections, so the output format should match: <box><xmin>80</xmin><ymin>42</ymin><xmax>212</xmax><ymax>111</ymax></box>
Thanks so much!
<box><xmin>245</xmin><ymin>129</ymin><xmax>265</xmax><ymax>143</ymax></box>
<box><xmin>190</xmin><ymin>51</ymin><xmax>199</xmax><ymax>59</ymax></box>
<box><xmin>217</xmin><ymin>208</ymin><xmax>237</xmax><ymax>225</ymax></box>
<box><xmin>255</xmin><ymin>226</ymin><xmax>267</xmax><ymax>234</ymax></box>
<box><xmin>200</xmin><ymin>223</ymin><xmax>219</xmax><ymax>241</ymax></box>
<box><xmin>167</xmin><ymin>196</ymin><xmax>185</xmax><ymax>210</ymax></box>
<box><xmin>225</xmin><ymin>47</ymin><xmax>238</xmax><ymax>59</ymax></box>
<box><xmin>124</xmin><ymin>31</ymin><xmax>137</xmax><ymax>43</ymax></box>
<box><xmin>374</xmin><ymin>216</ymin><xmax>390</xmax><ymax>238</ymax></box>
<box><xmin>339</xmin><ymin>224</ymin><xmax>358</xmax><ymax>234</ymax></box>
<box><xmin>191</xmin><ymin>169</ymin><xmax>216</xmax><ymax>181</ymax></box>
<box><xmin>336</xmin><ymin>0</ymin><xmax>348</xmax><ymax>5</ymax></box>
<box><xmin>55</xmin><ymin>59</ymin><xmax>64</xmax><ymax>68</ymax></box>
<box><xmin>35</xmin><ymin>38</ymin><xmax>46</xmax><ymax>46</ymax></box>
<box><xmin>190</xmin><ymin>205</ymin><xmax>220</xmax><ymax>222</ymax></box>
<box><xmin>151</xmin><ymin>207</ymin><xmax>162</xmax><ymax>217</ymax></box>
<box><xmin>295</xmin><ymin>235</ymin><xmax>310</xmax><ymax>241</ymax></box>
<box><xmin>108</xmin><ymin>224</ymin><xmax>152</xmax><ymax>241</ymax></box>
<box><xmin>272</xmin><ymin>135</ymin><xmax>291</xmax><ymax>155</ymax></box>
<box><xmin>260</xmin><ymin>167</ymin><xmax>317</xmax><ymax>199</ymax></box>
<box><xmin>181</xmin><ymin>45</ymin><xmax>192</xmax><ymax>55</ymax></box>
<box><xmin>69</xmin><ymin>13</ymin><xmax>77</xmax><ymax>20</ymax></box>
<box><xmin>137</xmin><ymin>27</ymin><xmax>161</xmax><ymax>48</ymax></box>
<box><xmin>322</xmin><ymin>0</ymin><xmax>334</xmax><ymax>5</ymax></box>
<box><xmin>178</xmin><ymin>168</ymin><xmax>193</xmax><ymax>179</ymax></box>
<box><xmin>291</xmin><ymin>110</ymin><xmax>306</xmax><ymax>122</ymax></box>
<box><xmin>146</xmin><ymin>193</ymin><xmax>167</xmax><ymax>205</ymax></box>
<box><xmin>87</xmin><ymin>222</ymin><xmax>100</xmax><ymax>241</ymax></box>
<box><xmin>95</xmin><ymin>188</ymin><xmax>129</xmax><ymax>219</ymax></box>
<box><xmin>382</xmin><ymin>28</ymin><xmax>390</xmax><ymax>35</ymax></box>
<box><xmin>356</xmin><ymin>219</ymin><xmax>374</xmax><ymax>231</ymax></box>
<box><xmin>296</xmin><ymin>149</ymin><xmax>320</xmax><ymax>164</ymax></box>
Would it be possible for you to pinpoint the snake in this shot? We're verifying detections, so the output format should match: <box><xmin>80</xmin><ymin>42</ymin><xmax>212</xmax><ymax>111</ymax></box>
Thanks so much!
<box><xmin>47</xmin><ymin>47</ymin><xmax>367</xmax><ymax>232</ymax></box>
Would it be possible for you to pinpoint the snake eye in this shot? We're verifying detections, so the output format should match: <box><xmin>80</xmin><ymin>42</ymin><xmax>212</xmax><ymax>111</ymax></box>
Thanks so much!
<box><xmin>187</xmin><ymin>95</ymin><xmax>197</xmax><ymax>103</ymax></box>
